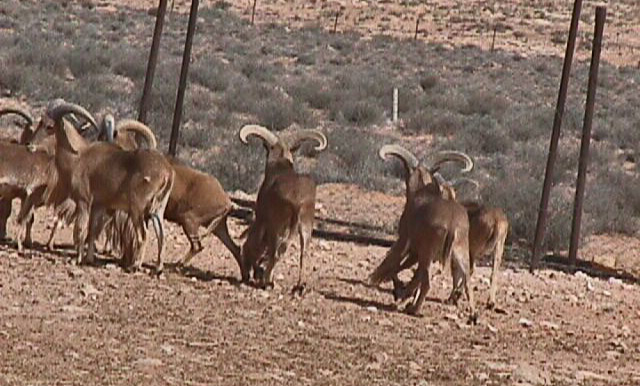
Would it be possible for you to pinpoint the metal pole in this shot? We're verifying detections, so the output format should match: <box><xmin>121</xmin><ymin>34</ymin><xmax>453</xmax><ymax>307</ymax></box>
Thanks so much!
<box><xmin>414</xmin><ymin>17</ymin><xmax>420</xmax><ymax>40</ymax></box>
<box><xmin>251</xmin><ymin>0</ymin><xmax>257</xmax><ymax>25</ymax></box>
<box><xmin>568</xmin><ymin>6</ymin><xmax>606</xmax><ymax>264</ymax></box>
<box><xmin>491</xmin><ymin>25</ymin><xmax>497</xmax><ymax>52</ymax></box>
<box><xmin>138</xmin><ymin>0</ymin><xmax>169</xmax><ymax>124</ymax></box>
<box><xmin>333</xmin><ymin>11</ymin><xmax>339</xmax><ymax>33</ymax></box>
<box><xmin>530</xmin><ymin>0</ymin><xmax>583</xmax><ymax>272</ymax></box>
<box><xmin>168</xmin><ymin>0</ymin><xmax>199</xmax><ymax>156</ymax></box>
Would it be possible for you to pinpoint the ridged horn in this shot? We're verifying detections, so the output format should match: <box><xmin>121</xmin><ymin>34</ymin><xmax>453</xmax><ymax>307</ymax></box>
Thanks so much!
<box><xmin>47</xmin><ymin>101</ymin><xmax>98</xmax><ymax>130</ymax></box>
<box><xmin>379</xmin><ymin>144</ymin><xmax>419</xmax><ymax>174</ymax></box>
<box><xmin>290</xmin><ymin>129</ymin><xmax>328</xmax><ymax>151</ymax></box>
<box><xmin>0</xmin><ymin>106</ymin><xmax>34</xmax><ymax>126</ymax></box>
<box><xmin>239</xmin><ymin>124</ymin><xmax>279</xmax><ymax>146</ymax></box>
<box><xmin>429</xmin><ymin>150</ymin><xmax>474</xmax><ymax>174</ymax></box>
<box><xmin>116</xmin><ymin>119</ymin><xmax>158</xmax><ymax>149</ymax></box>
<box><xmin>450</xmin><ymin>177</ymin><xmax>480</xmax><ymax>191</ymax></box>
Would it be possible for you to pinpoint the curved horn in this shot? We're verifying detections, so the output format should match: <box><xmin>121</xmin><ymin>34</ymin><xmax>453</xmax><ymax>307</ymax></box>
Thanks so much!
<box><xmin>290</xmin><ymin>129</ymin><xmax>328</xmax><ymax>151</ymax></box>
<box><xmin>115</xmin><ymin>119</ymin><xmax>158</xmax><ymax>149</ymax></box>
<box><xmin>429</xmin><ymin>150</ymin><xmax>474</xmax><ymax>174</ymax></box>
<box><xmin>379</xmin><ymin>144</ymin><xmax>419</xmax><ymax>175</ymax></box>
<box><xmin>0</xmin><ymin>106</ymin><xmax>34</xmax><ymax>126</ymax></box>
<box><xmin>47</xmin><ymin>101</ymin><xmax>98</xmax><ymax>130</ymax></box>
<box><xmin>239</xmin><ymin>124</ymin><xmax>279</xmax><ymax>146</ymax></box>
<box><xmin>450</xmin><ymin>177</ymin><xmax>480</xmax><ymax>191</ymax></box>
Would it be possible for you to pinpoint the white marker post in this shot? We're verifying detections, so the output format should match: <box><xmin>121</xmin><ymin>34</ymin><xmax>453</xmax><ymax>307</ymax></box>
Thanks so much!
<box><xmin>392</xmin><ymin>87</ymin><xmax>399</xmax><ymax>123</ymax></box>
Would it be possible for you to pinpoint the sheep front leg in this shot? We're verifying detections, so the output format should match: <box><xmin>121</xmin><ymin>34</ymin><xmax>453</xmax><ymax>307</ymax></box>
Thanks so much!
<box><xmin>85</xmin><ymin>206</ymin><xmax>105</xmax><ymax>264</ymax></box>
<box><xmin>74</xmin><ymin>201</ymin><xmax>90</xmax><ymax>265</ymax></box>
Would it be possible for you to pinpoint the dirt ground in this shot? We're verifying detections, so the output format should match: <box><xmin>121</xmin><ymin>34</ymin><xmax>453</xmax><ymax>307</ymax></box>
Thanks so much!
<box><xmin>95</xmin><ymin>0</ymin><xmax>640</xmax><ymax>68</ymax></box>
<box><xmin>1</xmin><ymin>183</ymin><xmax>640</xmax><ymax>385</ymax></box>
<box><xmin>2</xmin><ymin>1</ymin><xmax>640</xmax><ymax>385</ymax></box>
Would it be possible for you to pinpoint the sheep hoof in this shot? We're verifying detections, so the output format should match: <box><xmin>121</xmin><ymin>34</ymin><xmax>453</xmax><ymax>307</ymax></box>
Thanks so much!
<box><xmin>291</xmin><ymin>284</ymin><xmax>305</xmax><ymax>296</ymax></box>
<box><xmin>253</xmin><ymin>266</ymin><xmax>265</xmax><ymax>281</ymax></box>
<box><xmin>403</xmin><ymin>304</ymin><xmax>421</xmax><ymax>317</ymax></box>
<box><xmin>392</xmin><ymin>284</ymin><xmax>406</xmax><ymax>302</ymax></box>
<box><xmin>467</xmin><ymin>312</ymin><xmax>478</xmax><ymax>325</ymax></box>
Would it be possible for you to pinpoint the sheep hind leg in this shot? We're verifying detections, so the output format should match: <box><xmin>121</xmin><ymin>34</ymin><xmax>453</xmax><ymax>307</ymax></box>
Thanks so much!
<box><xmin>211</xmin><ymin>217</ymin><xmax>245</xmax><ymax>281</ymax></box>
<box><xmin>85</xmin><ymin>206</ymin><xmax>105</xmax><ymax>265</ymax></box>
<box><xmin>0</xmin><ymin>198</ymin><xmax>11</xmax><ymax>242</ymax></box>
<box><xmin>292</xmin><ymin>222</ymin><xmax>312</xmax><ymax>296</ymax></box>
<box><xmin>46</xmin><ymin>218</ymin><xmax>63</xmax><ymax>250</ymax></box>
<box><xmin>262</xmin><ymin>241</ymin><xmax>286</xmax><ymax>289</ymax></box>
<box><xmin>450</xmin><ymin>246</ymin><xmax>477</xmax><ymax>324</ymax></box>
<box><xmin>404</xmin><ymin>260</ymin><xmax>430</xmax><ymax>316</ymax></box>
<box><xmin>15</xmin><ymin>192</ymin><xmax>39</xmax><ymax>254</ymax></box>
<box><xmin>74</xmin><ymin>202</ymin><xmax>91</xmax><ymax>265</ymax></box>
<box><xmin>150</xmin><ymin>213</ymin><xmax>164</xmax><ymax>275</ymax></box>
<box><xmin>179</xmin><ymin>221</ymin><xmax>203</xmax><ymax>268</ymax></box>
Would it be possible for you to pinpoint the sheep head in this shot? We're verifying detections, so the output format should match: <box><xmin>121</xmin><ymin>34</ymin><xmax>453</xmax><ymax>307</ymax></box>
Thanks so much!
<box><xmin>379</xmin><ymin>144</ymin><xmax>473</xmax><ymax>200</ymax></box>
<box><xmin>38</xmin><ymin>99</ymin><xmax>98</xmax><ymax>154</ymax></box>
<box><xmin>0</xmin><ymin>105</ymin><xmax>35</xmax><ymax>141</ymax></box>
<box><xmin>239</xmin><ymin>125</ymin><xmax>327</xmax><ymax>179</ymax></box>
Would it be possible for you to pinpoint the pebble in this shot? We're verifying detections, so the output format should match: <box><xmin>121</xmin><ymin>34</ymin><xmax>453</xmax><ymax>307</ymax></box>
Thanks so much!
<box><xmin>518</xmin><ymin>318</ymin><xmax>533</xmax><ymax>328</ymax></box>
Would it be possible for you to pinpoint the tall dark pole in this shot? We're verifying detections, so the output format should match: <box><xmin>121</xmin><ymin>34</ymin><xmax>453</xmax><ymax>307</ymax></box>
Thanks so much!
<box><xmin>138</xmin><ymin>0</ymin><xmax>169</xmax><ymax>124</ymax></box>
<box><xmin>168</xmin><ymin>0</ymin><xmax>199</xmax><ymax>156</ymax></box>
<box><xmin>568</xmin><ymin>6</ymin><xmax>606</xmax><ymax>264</ymax></box>
<box><xmin>530</xmin><ymin>0</ymin><xmax>583</xmax><ymax>272</ymax></box>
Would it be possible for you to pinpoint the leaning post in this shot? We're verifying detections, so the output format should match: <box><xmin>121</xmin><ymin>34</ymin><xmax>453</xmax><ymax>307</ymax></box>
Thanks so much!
<box><xmin>138</xmin><ymin>0</ymin><xmax>169</xmax><ymax>124</ymax></box>
<box><xmin>568</xmin><ymin>6</ymin><xmax>606</xmax><ymax>264</ymax></box>
<box><xmin>530</xmin><ymin>0</ymin><xmax>583</xmax><ymax>272</ymax></box>
<box><xmin>168</xmin><ymin>0</ymin><xmax>199</xmax><ymax>156</ymax></box>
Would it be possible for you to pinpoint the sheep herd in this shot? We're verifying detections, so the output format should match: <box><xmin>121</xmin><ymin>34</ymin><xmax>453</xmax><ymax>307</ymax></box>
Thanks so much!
<box><xmin>0</xmin><ymin>100</ymin><xmax>508</xmax><ymax>322</ymax></box>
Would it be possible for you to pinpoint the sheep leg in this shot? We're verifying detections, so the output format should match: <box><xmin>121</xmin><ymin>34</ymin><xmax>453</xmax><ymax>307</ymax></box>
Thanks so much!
<box><xmin>262</xmin><ymin>240</ymin><xmax>287</xmax><ymax>289</ymax></box>
<box><xmin>150</xmin><ymin>213</ymin><xmax>165</xmax><ymax>275</ymax></box>
<box><xmin>487</xmin><ymin>232</ymin><xmax>506</xmax><ymax>310</ymax></box>
<box><xmin>394</xmin><ymin>268</ymin><xmax>422</xmax><ymax>303</ymax></box>
<box><xmin>179</xmin><ymin>221</ymin><xmax>203</xmax><ymax>267</ymax></box>
<box><xmin>74</xmin><ymin>201</ymin><xmax>91</xmax><ymax>265</ymax></box>
<box><xmin>132</xmin><ymin>215</ymin><xmax>149</xmax><ymax>271</ymax></box>
<box><xmin>292</xmin><ymin>222</ymin><xmax>313</xmax><ymax>295</ymax></box>
<box><xmin>0</xmin><ymin>198</ymin><xmax>11</xmax><ymax>241</ymax></box>
<box><xmin>404</xmin><ymin>260</ymin><xmax>430</xmax><ymax>316</ymax></box>
<box><xmin>15</xmin><ymin>192</ymin><xmax>39</xmax><ymax>253</ymax></box>
<box><xmin>212</xmin><ymin>218</ymin><xmax>244</xmax><ymax>279</ymax></box>
<box><xmin>46</xmin><ymin>218</ymin><xmax>63</xmax><ymax>250</ymax></box>
<box><xmin>391</xmin><ymin>251</ymin><xmax>419</xmax><ymax>301</ymax></box>
<box><xmin>86</xmin><ymin>206</ymin><xmax>105</xmax><ymax>265</ymax></box>
<box><xmin>449</xmin><ymin>246</ymin><xmax>477</xmax><ymax>324</ymax></box>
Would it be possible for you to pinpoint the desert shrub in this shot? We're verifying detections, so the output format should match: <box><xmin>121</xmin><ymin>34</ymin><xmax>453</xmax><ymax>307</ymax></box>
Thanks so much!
<box><xmin>71</xmin><ymin>73</ymin><xmax>123</xmax><ymax>112</ymax></box>
<box><xmin>312</xmin><ymin>128</ymin><xmax>391</xmax><ymax>191</ymax></box>
<box><xmin>504</xmin><ymin>105</ymin><xmax>552</xmax><ymax>142</ymax></box>
<box><xmin>190</xmin><ymin>56</ymin><xmax>232</xmax><ymax>93</ymax></box>
<box><xmin>442</xmin><ymin>115</ymin><xmax>512</xmax><ymax>155</ymax></box>
<box><xmin>403</xmin><ymin>109</ymin><xmax>464</xmax><ymax>136</ymax></box>
<box><xmin>419</xmin><ymin>72</ymin><xmax>439</xmax><ymax>91</ymax></box>
<box><xmin>333</xmin><ymin>98</ymin><xmax>383</xmax><ymax>126</ymax></box>
<box><xmin>481</xmin><ymin>165</ymin><xmax>572</xmax><ymax>252</ymax></box>
<box><xmin>585</xmin><ymin>171</ymin><xmax>640</xmax><ymax>236</ymax></box>
<box><xmin>181</xmin><ymin>125</ymin><xmax>214</xmax><ymax>149</ymax></box>
<box><xmin>203</xmin><ymin>142</ymin><xmax>264</xmax><ymax>193</ymax></box>
<box><xmin>240</xmin><ymin>59</ymin><xmax>276</xmax><ymax>83</ymax></box>
<box><xmin>112</xmin><ymin>48</ymin><xmax>147</xmax><ymax>82</ymax></box>
<box><xmin>254</xmin><ymin>96</ymin><xmax>311</xmax><ymax>131</ymax></box>
<box><xmin>460</xmin><ymin>89</ymin><xmax>508</xmax><ymax>119</ymax></box>
<box><xmin>287</xmin><ymin>77</ymin><xmax>334</xmax><ymax>110</ymax></box>
<box><xmin>8</xmin><ymin>33</ymin><xmax>68</xmax><ymax>76</ymax></box>
<box><xmin>67</xmin><ymin>42</ymin><xmax>112</xmax><ymax>77</ymax></box>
